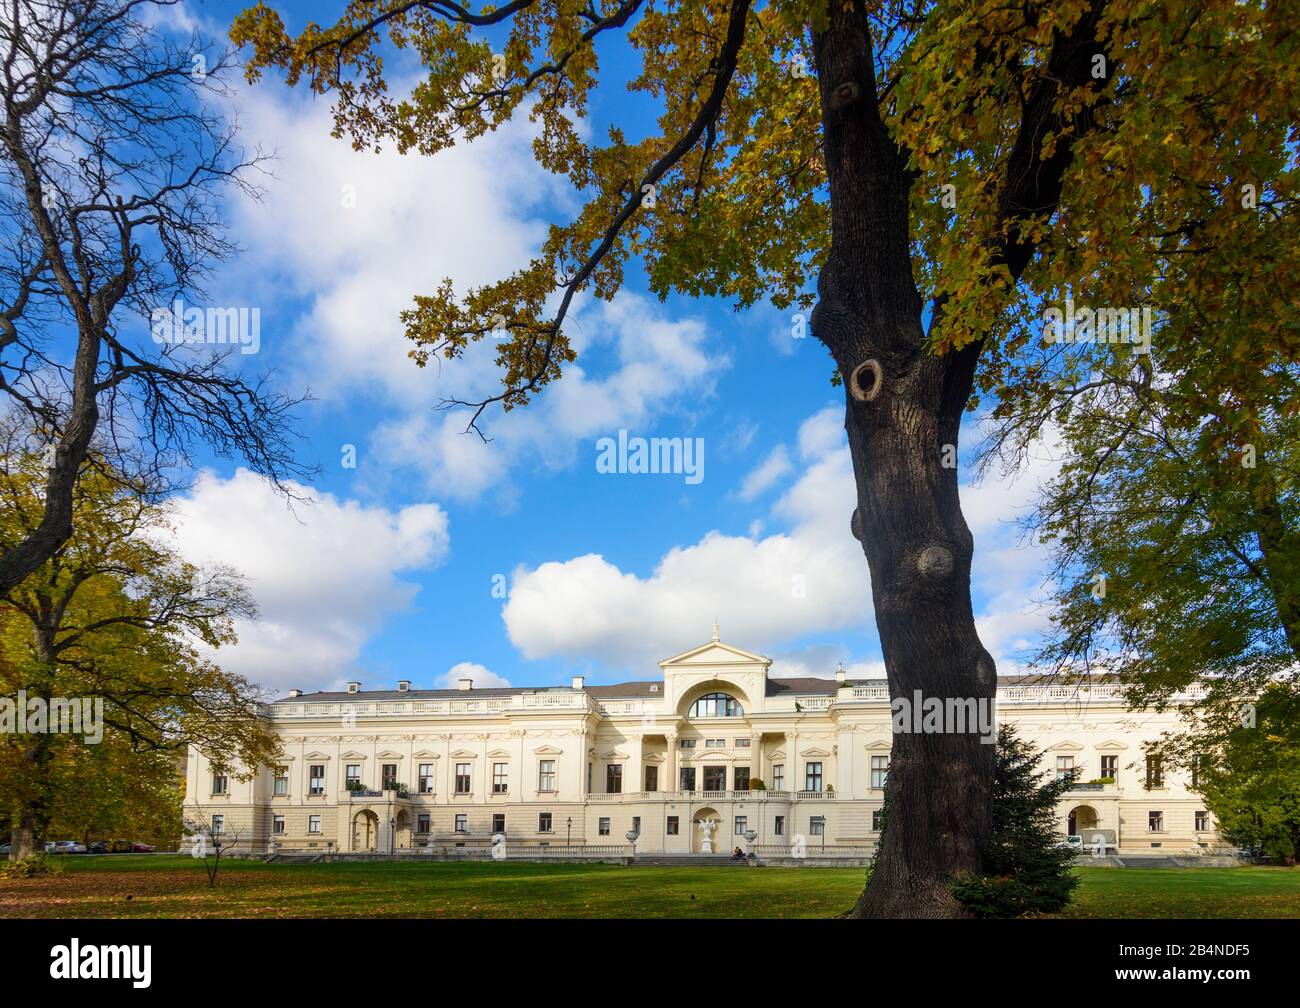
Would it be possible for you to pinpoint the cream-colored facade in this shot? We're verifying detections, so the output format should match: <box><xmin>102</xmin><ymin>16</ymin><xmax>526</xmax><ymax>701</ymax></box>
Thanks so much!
<box><xmin>184</xmin><ymin>631</ymin><xmax>1220</xmax><ymax>856</ymax></box>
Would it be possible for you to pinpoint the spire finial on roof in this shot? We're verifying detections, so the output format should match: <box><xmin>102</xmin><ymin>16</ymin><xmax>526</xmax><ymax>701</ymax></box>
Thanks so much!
<box><xmin>711</xmin><ymin>621</ymin><xmax>720</xmax><ymax>642</ymax></box>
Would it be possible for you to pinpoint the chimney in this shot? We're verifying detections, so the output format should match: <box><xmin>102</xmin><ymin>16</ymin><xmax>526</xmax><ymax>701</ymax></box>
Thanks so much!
<box><xmin>397</xmin><ymin>680</ymin><xmax>411</xmax><ymax>692</ymax></box>
<box><xmin>835</xmin><ymin>663</ymin><xmax>847</xmax><ymax>685</ymax></box>
<box><xmin>288</xmin><ymin>689</ymin><xmax>301</xmax><ymax>698</ymax></box>
<box><xmin>346</xmin><ymin>681</ymin><xmax>361</xmax><ymax>694</ymax></box>
<box><xmin>571</xmin><ymin>675</ymin><xmax>585</xmax><ymax>690</ymax></box>
<box><xmin>458</xmin><ymin>678</ymin><xmax>473</xmax><ymax>691</ymax></box>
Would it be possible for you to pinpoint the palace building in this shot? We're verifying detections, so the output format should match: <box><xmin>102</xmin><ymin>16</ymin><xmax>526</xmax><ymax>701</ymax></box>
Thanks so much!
<box><xmin>184</xmin><ymin>629</ymin><xmax>1219</xmax><ymax>856</ymax></box>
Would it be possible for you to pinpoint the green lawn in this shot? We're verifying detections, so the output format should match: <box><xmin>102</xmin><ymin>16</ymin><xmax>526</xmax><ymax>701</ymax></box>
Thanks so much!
<box><xmin>1</xmin><ymin>856</ymin><xmax>1297</xmax><ymax>918</ymax></box>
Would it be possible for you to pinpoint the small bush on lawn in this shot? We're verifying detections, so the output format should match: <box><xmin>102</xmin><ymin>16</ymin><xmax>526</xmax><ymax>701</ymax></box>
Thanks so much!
<box><xmin>0</xmin><ymin>854</ymin><xmax>64</xmax><ymax>878</ymax></box>
<box><xmin>949</xmin><ymin>724</ymin><xmax>1079</xmax><ymax>917</ymax></box>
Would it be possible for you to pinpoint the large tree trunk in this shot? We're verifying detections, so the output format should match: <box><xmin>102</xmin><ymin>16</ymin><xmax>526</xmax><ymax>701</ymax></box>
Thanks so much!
<box><xmin>9</xmin><ymin>728</ymin><xmax>56</xmax><ymax>861</ymax></box>
<box><xmin>809</xmin><ymin>0</ymin><xmax>1106</xmax><ymax>915</ymax></box>
<box><xmin>809</xmin><ymin>3</ymin><xmax>996</xmax><ymax>917</ymax></box>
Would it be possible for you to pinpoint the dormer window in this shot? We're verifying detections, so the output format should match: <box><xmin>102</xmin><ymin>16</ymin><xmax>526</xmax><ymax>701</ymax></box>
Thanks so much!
<box><xmin>689</xmin><ymin>692</ymin><xmax>743</xmax><ymax>718</ymax></box>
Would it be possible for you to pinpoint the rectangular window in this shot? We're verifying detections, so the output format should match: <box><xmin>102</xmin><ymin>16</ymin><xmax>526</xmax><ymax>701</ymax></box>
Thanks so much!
<box><xmin>598</xmin><ymin>817</ymin><xmax>611</xmax><ymax>836</ymax></box>
<box><xmin>703</xmin><ymin>766</ymin><xmax>726</xmax><ymax>791</ymax></box>
<box><xmin>211</xmin><ymin>773</ymin><xmax>228</xmax><ymax>796</ymax></box>
<box><xmin>810</xmin><ymin>816</ymin><xmax>825</xmax><ymax>836</ymax></box>
<box><xmin>1146</xmin><ymin>756</ymin><xmax>1164</xmax><ymax>789</ymax></box>
<box><xmin>1100</xmin><ymin>755</ymin><xmax>1118</xmax><ymax>781</ymax></box>
<box><xmin>734</xmin><ymin>766</ymin><xmax>750</xmax><ymax>791</ymax></box>
<box><xmin>493</xmin><ymin>763</ymin><xmax>508</xmax><ymax>794</ymax></box>
<box><xmin>416</xmin><ymin>764</ymin><xmax>434</xmax><ymax>794</ymax></box>
<box><xmin>272</xmin><ymin>814</ymin><xmax>285</xmax><ymax>835</ymax></box>
<box><xmin>774</xmin><ymin>815</ymin><xmax>785</xmax><ymax>836</ymax></box>
<box><xmin>1195</xmin><ymin>810</ymin><xmax>1210</xmax><ymax>832</ymax></box>
<box><xmin>735</xmin><ymin>738</ymin><xmax>751</xmax><ymax>748</ymax></box>
<box><xmin>734</xmin><ymin>816</ymin><xmax>747</xmax><ymax>836</ymax></box>
<box><xmin>345</xmin><ymin>764</ymin><xmax>361</xmax><ymax>788</ymax></box>
<box><xmin>492</xmin><ymin>813</ymin><xmax>505</xmax><ymax>834</ymax></box>
<box><xmin>538</xmin><ymin>813</ymin><xmax>553</xmax><ymax>833</ymax></box>
<box><xmin>1055</xmin><ymin>756</ymin><xmax>1076</xmax><ymax>782</ymax></box>
<box><xmin>1148</xmin><ymin>810</ymin><xmax>1164</xmax><ymax>832</ymax></box>
<box><xmin>679</xmin><ymin>767</ymin><xmax>696</xmax><ymax>791</ymax></box>
<box><xmin>870</xmin><ymin>755</ymin><xmax>889</xmax><ymax>789</ymax></box>
<box><xmin>308</xmin><ymin>815</ymin><xmax>321</xmax><ymax>834</ymax></box>
<box><xmin>211</xmin><ymin>814</ymin><xmax>224</xmax><ymax>835</ymax></box>
<box><xmin>455</xmin><ymin>763</ymin><xmax>472</xmax><ymax>794</ymax></box>
<box><xmin>606</xmin><ymin>764</ymin><xmax>623</xmax><ymax>794</ymax></box>
<box><xmin>381</xmin><ymin>763</ymin><xmax>398</xmax><ymax>790</ymax></box>
<box><xmin>632</xmin><ymin>816</ymin><xmax>641</xmax><ymax>835</ymax></box>
<box><xmin>416</xmin><ymin>814</ymin><xmax>430</xmax><ymax>834</ymax></box>
<box><xmin>705</xmin><ymin>738</ymin><xmax>724</xmax><ymax>748</ymax></box>
<box><xmin>644</xmin><ymin>765</ymin><xmax>658</xmax><ymax>792</ymax></box>
<box><xmin>309</xmin><ymin>764</ymin><xmax>326</xmax><ymax>796</ymax></box>
<box><xmin>587</xmin><ymin>762</ymin><xmax>592</xmax><ymax>793</ymax></box>
<box><xmin>666</xmin><ymin>816</ymin><xmax>679</xmax><ymax>836</ymax></box>
<box><xmin>538</xmin><ymin>760</ymin><xmax>556</xmax><ymax>792</ymax></box>
<box><xmin>273</xmin><ymin>766</ymin><xmax>289</xmax><ymax>796</ymax></box>
<box><xmin>679</xmin><ymin>739</ymin><xmax>697</xmax><ymax>748</ymax></box>
<box><xmin>772</xmin><ymin>764</ymin><xmax>784</xmax><ymax>791</ymax></box>
<box><xmin>871</xmin><ymin>809</ymin><xmax>884</xmax><ymax>832</ymax></box>
<box><xmin>454</xmin><ymin>813</ymin><xmax>468</xmax><ymax>833</ymax></box>
<box><xmin>804</xmin><ymin>762</ymin><xmax>823</xmax><ymax>793</ymax></box>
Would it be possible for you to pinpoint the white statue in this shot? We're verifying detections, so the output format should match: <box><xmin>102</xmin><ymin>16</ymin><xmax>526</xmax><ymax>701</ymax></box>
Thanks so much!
<box><xmin>699</xmin><ymin>818</ymin><xmax>718</xmax><ymax>853</ymax></box>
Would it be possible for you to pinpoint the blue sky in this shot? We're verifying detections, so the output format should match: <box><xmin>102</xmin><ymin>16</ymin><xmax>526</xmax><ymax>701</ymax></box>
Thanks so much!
<box><xmin>154</xmin><ymin>0</ymin><xmax>1058</xmax><ymax>697</ymax></box>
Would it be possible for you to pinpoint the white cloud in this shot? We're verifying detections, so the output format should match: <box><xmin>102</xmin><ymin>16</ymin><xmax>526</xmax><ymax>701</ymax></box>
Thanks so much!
<box><xmin>502</xmin><ymin>403</ymin><xmax>1062</xmax><ymax>678</ymax></box>
<box><xmin>164</xmin><ymin>469</ymin><xmax>450</xmax><ymax>692</ymax></box>
<box><xmin>219</xmin><ymin>84</ymin><xmax>727</xmax><ymax>501</ymax></box>
<box><xmin>502</xmin><ymin>404</ymin><xmax>872</xmax><ymax>670</ymax></box>
<box><xmin>738</xmin><ymin>445</ymin><xmax>793</xmax><ymax>501</ymax></box>
<box><xmin>437</xmin><ymin>662</ymin><xmax>511</xmax><ymax>690</ymax></box>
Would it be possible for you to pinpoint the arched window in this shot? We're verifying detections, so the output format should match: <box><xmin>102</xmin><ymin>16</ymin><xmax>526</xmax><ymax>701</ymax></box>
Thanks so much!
<box><xmin>689</xmin><ymin>692</ymin><xmax>744</xmax><ymax>718</ymax></box>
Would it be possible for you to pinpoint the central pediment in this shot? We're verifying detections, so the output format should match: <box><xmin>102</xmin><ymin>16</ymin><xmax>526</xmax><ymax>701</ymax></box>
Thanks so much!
<box><xmin>659</xmin><ymin>639</ymin><xmax>771</xmax><ymax>669</ymax></box>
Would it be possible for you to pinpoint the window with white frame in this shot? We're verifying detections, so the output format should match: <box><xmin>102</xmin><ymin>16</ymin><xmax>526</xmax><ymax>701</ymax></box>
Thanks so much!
<box><xmin>734</xmin><ymin>815</ymin><xmax>747</xmax><ymax>835</ymax></box>
<box><xmin>211</xmin><ymin>814</ymin><xmax>224</xmax><ymax>835</ymax></box>
<box><xmin>1100</xmin><ymin>754</ymin><xmax>1118</xmax><ymax>781</ymax></box>
<box><xmin>598</xmin><ymin>817</ymin><xmax>611</xmax><ymax>836</ymax></box>
<box><xmin>455</xmin><ymin>763</ymin><xmax>472</xmax><ymax>794</ymax></box>
<box><xmin>870</xmin><ymin>755</ymin><xmax>889</xmax><ymax>789</ymax></box>
<box><xmin>345</xmin><ymin>764</ymin><xmax>361</xmax><ymax>788</ymax></box>
<box><xmin>211</xmin><ymin>772</ymin><xmax>228</xmax><ymax>796</ymax></box>
<box><xmin>273</xmin><ymin>766</ymin><xmax>289</xmax><ymax>796</ymax></box>
<box><xmin>735</xmin><ymin>738</ymin><xmax>751</xmax><ymax>747</ymax></box>
<box><xmin>1055</xmin><ymin>756</ymin><xmax>1076</xmax><ymax>782</ymax></box>
<box><xmin>538</xmin><ymin>759</ymin><xmax>556</xmax><ymax>792</ymax></box>
<box><xmin>1148</xmin><ymin>810</ymin><xmax>1164</xmax><ymax>832</ymax></box>
<box><xmin>308</xmin><ymin>815</ymin><xmax>321</xmax><ymax>834</ymax></box>
<box><xmin>492</xmin><ymin>813</ymin><xmax>505</xmax><ymax>834</ymax></box>
<box><xmin>272</xmin><ymin>814</ymin><xmax>285</xmax><ymax>835</ymax></box>
<box><xmin>688</xmin><ymin>692</ymin><xmax>744</xmax><ymax>718</ymax></box>
<box><xmin>772</xmin><ymin>764</ymin><xmax>784</xmax><ymax>791</ymax></box>
<box><xmin>381</xmin><ymin>763</ymin><xmax>398</xmax><ymax>790</ymax></box>
<box><xmin>666</xmin><ymin>816</ymin><xmax>679</xmax><ymax>835</ymax></box>
<box><xmin>492</xmin><ymin>762</ymin><xmax>509</xmax><ymax>794</ymax></box>
<box><xmin>538</xmin><ymin>813</ymin><xmax>553</xmax><ymax>833</ymax></box>
<box><xmin>1195</xmin><ymin>810</ymin><xmax>1210</xmax><ymax>832</ymax></box>
<box><xmin>418</xmin><ymin>763</ymin><xmax>434</xmax><ymax>794</ymax></box>
<box><xmin>309</xmin><ymin>764</ymin><xmax>326</xmax><ymax>796</ymax></box>
<box><xmin>809</xmin><ymin>816</ymin><xmax>825</xmax><ymax>836</ymax></box>
<box><xmin>416</xmin><ymin>814</ymin><xmax>430</xmax><ymax>834</ymax></box>
<box><xmin>804</xmin><ymin>762</ymin><xmax>823</xmax><ymax>792</ymax></box>
<box><xmin>774</xmin><ymin>815</ymin><xmax>784</xmax><ymax>836</ymax></box>
<box><xmin>454</xmin><ymin>813</ymin><xmax>467</xmax><ymax>833</ymax></box>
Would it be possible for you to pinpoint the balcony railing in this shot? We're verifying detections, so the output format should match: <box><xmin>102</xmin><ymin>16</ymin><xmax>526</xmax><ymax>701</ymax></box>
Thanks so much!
<box><xmin>581</xmin><ymin>789</ymin><xmax>832</xmax><ymax>802</ymax></box>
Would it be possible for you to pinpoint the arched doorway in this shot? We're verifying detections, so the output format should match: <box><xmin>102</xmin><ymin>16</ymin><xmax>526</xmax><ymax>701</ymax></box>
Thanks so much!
<box><xmin>352</xmin><ymin>809</ymin><xmax>379</xmax><ymax>851</ymax></box>
<box><xmin>394</xmin><ymin>809</ymin><xmax>411</xmax><ymax>850</ymax></box>
<box><xmin>1067</xmin><ymin>805</ymin><xmax>1099</xmax><ymax>835</ymax></box>
<box><xmin>691</xmin><ymin>807</ymin><xmax>721</xmax><ymax>853</ymax></box>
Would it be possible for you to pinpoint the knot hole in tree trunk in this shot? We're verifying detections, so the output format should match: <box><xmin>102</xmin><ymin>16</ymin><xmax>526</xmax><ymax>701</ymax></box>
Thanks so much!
<box><xmin>849</xmin><ymin>359</ymin><xmax>884</xmax><ymax>403</ymax></box>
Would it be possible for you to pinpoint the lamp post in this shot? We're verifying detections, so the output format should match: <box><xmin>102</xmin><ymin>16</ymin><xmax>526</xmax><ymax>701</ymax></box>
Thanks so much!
<box><xmin>566</xmin><ymin>817</ymin><xmax>572</xmax><ymax>846</ymax></box>
<box><xmin>389</xmin><ymin>816</ymin><xmax>395</xmax><ymax>855</ymax></box>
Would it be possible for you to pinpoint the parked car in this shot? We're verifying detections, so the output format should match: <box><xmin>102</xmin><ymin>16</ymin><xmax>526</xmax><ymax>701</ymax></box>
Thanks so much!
<box><xmin>129</xmin><ymin>842</ymin><xmax>155</xmax><ymax>853</ymax></box>
<box><xmin>0</xmin><ymin>842</ymin><xmax>10</xmax><ymax>855</ymax></box>
<box><xmin>50</xmin><ymin>840</ymin><xmax>87</xmax><ymax>854</ymax></box>
<box><xmin>1055</xmin><ymin>835</ymin><xmax>1084</xmax><ymax>852</ymax></box>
